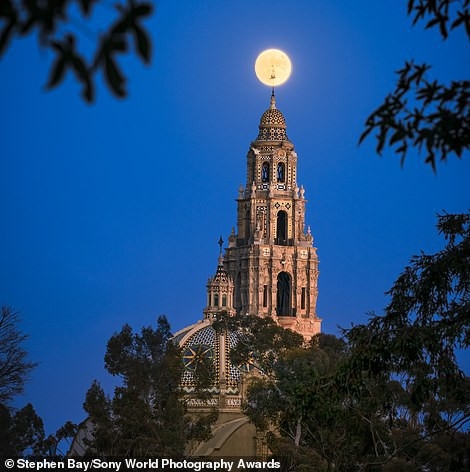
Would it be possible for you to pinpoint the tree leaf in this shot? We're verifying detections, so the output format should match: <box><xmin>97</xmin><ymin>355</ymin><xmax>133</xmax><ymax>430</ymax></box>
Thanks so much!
<box><xmin>0</xmin><ymin>20</ymin><xmax>16</xmax><ymax>57</ymax></box>
<box><xmin>78</xmin><ymin>0</ymin><xmax>98</xmax><ymax>16</ymax></box>
<box><xmin>133</xmin><ymin>23</ymin><xmax>151</xmax><ymax>63</ymax></box>
<box><xmin>46</xmin><ymin>56</ymin><xmax>67</xmax><ymax>89</ymax></box>
<box><xmin>104</xmin><ymin>54</ymin><xmax>126</xmax><ymax>98</ymax></box>
<box><xmin>133</xmin><ymin>3</ymin><xmax>153</xmax><ymax>18</ymax></box>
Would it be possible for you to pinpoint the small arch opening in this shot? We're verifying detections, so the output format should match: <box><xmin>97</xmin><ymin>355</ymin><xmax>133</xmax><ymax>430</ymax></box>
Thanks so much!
<box><xmin>262</xmin><ymin>162</ymin><xmax>270</xmax><ymax>182</ymax></box>
<box><xmin>277</xmin><ymin>162</ymin><xmax>285</xmax><ymax>182</ymax></box>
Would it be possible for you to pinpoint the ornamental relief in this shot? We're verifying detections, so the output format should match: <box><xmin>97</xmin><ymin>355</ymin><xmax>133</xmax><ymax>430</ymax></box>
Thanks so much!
<box><xmin>225</xmin><ymin>397</ymin><xmax>241</xmax><ymax>408</ymax></box>
<box><xmin>272</xmin><ymin>201</ymin><xmax>293</xmax><ymax>213</ymax></box>
<box><xmin>210</xmin><ymin>287</ymin><xmax>231</xmax><ymax>293</ymax></box>
<box><xmin>187</xmin><ymin>398</ymin><xmax>219</xmax><ymax>408</ymax></box>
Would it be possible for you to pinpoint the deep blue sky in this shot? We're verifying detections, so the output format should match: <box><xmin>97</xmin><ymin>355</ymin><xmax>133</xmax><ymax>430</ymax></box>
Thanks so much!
<box><xmin>1</xmin><ymin>1</ymin><xmax>469</xmax><ymax>435</ymax></box>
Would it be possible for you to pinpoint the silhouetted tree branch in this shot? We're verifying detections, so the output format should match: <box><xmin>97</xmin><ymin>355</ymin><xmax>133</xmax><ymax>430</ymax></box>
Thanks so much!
<box><xmin>0</xmin><ymin>0</ymin><xmax>153</xmax><ymax>102</ymax></box>
<box><xmin>0</xmin><ymin>306</ymin><xmax>37</xmax><ymax>405</ymax></box>
<box><xmin>360</xmin><ymin>0</ymin><xmax>470</xmax><ymax>170</ymax></box>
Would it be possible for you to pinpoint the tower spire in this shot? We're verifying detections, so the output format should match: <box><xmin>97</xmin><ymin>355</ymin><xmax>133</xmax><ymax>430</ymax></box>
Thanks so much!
<box><xmin>271</xmin><ymin>87</ymin><xmax>275</xmax><ymax>107</ymax></box>
<box><xmin>218</xmin><ymin>236</ymin><xmax>224</xmax><ymax>264</ymax></box>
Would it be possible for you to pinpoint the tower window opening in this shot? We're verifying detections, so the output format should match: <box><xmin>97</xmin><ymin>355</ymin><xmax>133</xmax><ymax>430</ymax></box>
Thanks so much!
<box><xmin>277</xmin><ymin>162</ymin><xmax>285</xmax><ymax>182</ymax></box>
<box><xmin>263</xmin><ymin>285</ymin><xmax>268</xmax><ymax>307</ymax></box>
<box><xmin>277</xmin><ymin>272</ymin><xmax>292</xmax><ymax>316</ymax></box>
<box><xmin>214</xmin><ymin>293</ymin><xmax>219</xmax><ymax>307</ymax></box>
<box><xmin>245</xmin><ymin>210</ymin><xmax>250</xmax><ymax>242</ymax></box>
<box><xmin>235</xmin><ymin>273</ymin><xmax>242</xmax><ymax>314</ymax></box>
<box><xmin>301</xmin><ymin>287</ymin><xmax>306</xmax><ymax>310</ymax></box>
<box><xmin>222</xmin><ymin>294</ymin><xmax>227</xmax><ymax>307</ymax></box>
<box><xmin>262</xmin><ymin>162</ymin><xmax>270</xmax><ymax>182</ymax></box>
<box><xmin>208</xmin><ymin>293</ymin><xmax>212</xmax><ymax>307</ymax></box>
<box><xmin>276</xmin><ymin>210</ymin><xmax>287</xmax><ymax>245</ymax></box>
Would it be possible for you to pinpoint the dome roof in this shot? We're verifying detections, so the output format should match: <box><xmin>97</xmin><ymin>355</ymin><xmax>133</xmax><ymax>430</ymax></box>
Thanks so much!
<box><xmin>211</xmin><ymin>260</ymin><xmax>230</xmax><ymax>285</ymax></box>
<box><xmin>259</xmin><ymin>108</ymin><xmax>286</xmax><ymax>128</ymax></box>
<box><xmin>255</xmin><ymin>93</ymin><xmax>289</xmax><ymax>142</ymax></box>
<box><xmin>174</xmin><ymin>320</ymin><xmax>247</xmax><ymax>396</ymax></box>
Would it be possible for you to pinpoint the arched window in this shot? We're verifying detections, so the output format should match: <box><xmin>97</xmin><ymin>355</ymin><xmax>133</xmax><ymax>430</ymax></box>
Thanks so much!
<box><xmin>277</xmin><ymin>162</ymin><xmax>285</xmax><ymax>182</ymax></box>
<box><xmin>276</xmin><ymin>210</ymin><xmax>287</xmax><ymax>245</ymax></box>
<box><xmin>277</xmin><ymin>272</ymin><xmax>291</xmax><ymax>316</ymax></box>
<box><xmin>214</xmin><ymin>293</ymin><xmax>219</xmax><ymax>307</ymax></box>
<box><xmin>245</xmin><ymin>210</ymin><xmax>250</xmax><ymax>241</ymax></box>
<box><xmin>262</xmin><ymin>162</ymin><xmax>270</xmax><ymax>182</ymax></box>
<box><xmin>222</xmin><ymin>294</ymin><xmax>227</xmax><ymax>307</ymax></box>
<box><xmin>235</xmin><ymin>273</ymin><xmax>242</xmax><ymax>314</ymax></box>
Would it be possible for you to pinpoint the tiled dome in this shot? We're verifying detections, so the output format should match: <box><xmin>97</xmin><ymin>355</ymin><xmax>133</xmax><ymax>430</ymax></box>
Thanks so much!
<box><xmin>255</xmin><ymin>93</ymin><xmax>289</xmax><ymax>142</ymax></box>
<box><xmin>174</xmin><ymin>321</ymin><xmax>245</xmax><ymax>395</ymax></box>
<box><xmin>259</xmin><ymin>108</ymin><xmax>286</xmax><ymax>128</ymax></box>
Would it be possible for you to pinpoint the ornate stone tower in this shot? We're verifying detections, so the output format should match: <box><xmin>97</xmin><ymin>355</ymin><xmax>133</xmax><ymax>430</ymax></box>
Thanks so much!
<box><xmin>224</xmin><ymin>92</ymin><xmax>321</xmax><ymax>339</ymax></box>
<box><xmin>203</xmin><ymin>238</ymin><xmax>236</xmax><ymax>320</ymax></box>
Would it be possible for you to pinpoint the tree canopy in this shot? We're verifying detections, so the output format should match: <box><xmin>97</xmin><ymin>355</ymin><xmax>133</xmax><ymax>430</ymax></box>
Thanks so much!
<box><xmin>0</xmin><ymin>403</ymin><xmax>46</xmax><ymax>457</ymax></box>
<box><xmin>342</xmin><ymin>212</ymin><xmax>470</xmax><ymax>470</ymax></box>
<box><xmin>82</xmin><ymin>315</ymin><xmax>216</xmax><ymax>456</ymax></box>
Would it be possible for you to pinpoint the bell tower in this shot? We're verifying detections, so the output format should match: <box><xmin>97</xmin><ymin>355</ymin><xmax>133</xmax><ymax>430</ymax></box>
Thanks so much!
<box><xmin>224</xmin><ymin>92</ymin><xmax>321</xmax><ymax>339</ymax></box>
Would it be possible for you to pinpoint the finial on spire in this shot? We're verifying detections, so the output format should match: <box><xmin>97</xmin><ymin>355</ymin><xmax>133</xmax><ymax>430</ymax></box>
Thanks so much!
<box><xmin>270</xmin><ymin>89</ymin><xmax>276</xmax><ymax>109</ymax></box>
<box><xmin>218</xmin><ymin>236</ymin><xmax>224</xmax><ymax>265</ymax></box>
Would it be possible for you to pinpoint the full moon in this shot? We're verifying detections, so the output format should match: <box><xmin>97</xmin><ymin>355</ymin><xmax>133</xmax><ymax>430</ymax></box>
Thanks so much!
<box><xmin>255</xmin><ymin>49</ymin><xmax>292</xmax><ymax>87</ymax></box>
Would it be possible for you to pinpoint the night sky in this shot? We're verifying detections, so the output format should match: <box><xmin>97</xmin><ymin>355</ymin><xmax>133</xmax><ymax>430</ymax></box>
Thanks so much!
<box><xmin>1</xmin><ymin>0</ymin><xmax>469</xmax><ymax>436</ymax></box>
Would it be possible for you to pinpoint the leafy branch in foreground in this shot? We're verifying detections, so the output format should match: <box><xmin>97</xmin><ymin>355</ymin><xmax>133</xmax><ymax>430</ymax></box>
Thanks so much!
<box><xmin>0</xmin><ymin>0</ymin><xmax>153</xmax><ymax>102</ymax></box>
<box><xmin>407</xmin><ymin>0</ymin><xmax>470</xmax><ymax>40</ymax></box>
<box><xmin>361</xmin><ymin>0</ymin><xmax>470</xmax><ymax>170</ymax></box>
<box><xmin>212</xmin><ymin>312</ymin><xmax>304</xmax><ymax>377</ymax></box>
<box><xmin>360</xmin><ymin>62</ymin><xmax>470</xmax><ymax>170</ymax></box>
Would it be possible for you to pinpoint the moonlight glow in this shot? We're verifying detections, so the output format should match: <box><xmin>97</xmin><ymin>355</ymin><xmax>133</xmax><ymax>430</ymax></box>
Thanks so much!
<box><xmin>255</xmin><ymin>49</ymin><xmax>292</xmax><ymax>87</ymax></box>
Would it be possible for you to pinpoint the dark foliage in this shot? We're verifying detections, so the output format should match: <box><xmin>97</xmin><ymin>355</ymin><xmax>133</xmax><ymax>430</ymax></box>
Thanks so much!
<box><xmin>212</xmin><ymin>312</ymin><xmax>304</xmax><ymax>378</ymax></box>
<box><xmin>360</xmin><ymin>0</ymin><xmax>470</xmax><ymax>170</ymax></box>
<box><xmin>0</xmin><ymin>0</ymin><xmax>153</xmax><ymax>102</ymax></box>
<box><xmin>346</xmin><ymin>212</ymin><xmax>470</xmax><ymax>422</ymax></box>
<box><xmin>0</xmin><ymin>306</ymin><xmax>37</xmax><ymax>405</ymax></box>
<box><xmin>82</xmin><ymin>315</ymin><xmax>216</xmax><ymax>456</ymax></box>
<box><xmin>83</xmin><ymin>316</ymin><xmax>187</xmax><ymax>456</ymax></box>
<box><xmin>0</xmin><ymin>403</ymin><xmax>46</xmax><ymax>456</ymax></box>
